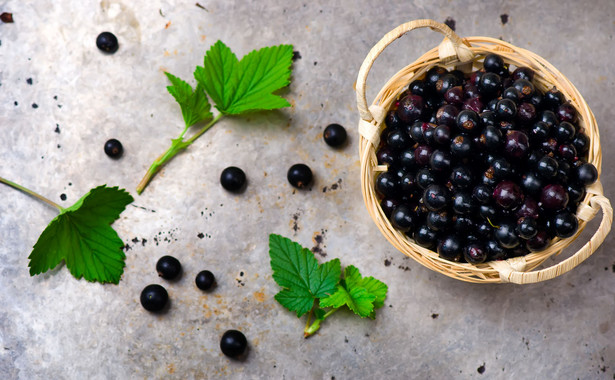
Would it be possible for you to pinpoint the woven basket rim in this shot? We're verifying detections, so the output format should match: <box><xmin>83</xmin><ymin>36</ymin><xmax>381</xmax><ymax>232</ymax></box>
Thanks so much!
<box><xmin>356</xmin><ymin>20</ymin><xmax>613</xmax><ymax>284</ymax></box>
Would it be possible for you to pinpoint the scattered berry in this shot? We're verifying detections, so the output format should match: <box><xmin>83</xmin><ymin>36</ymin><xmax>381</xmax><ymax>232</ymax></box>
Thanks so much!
<box><xmin>220</xmin><ymin>330</ymin><xmax>248</xmax><ymax>358</ymax></box>
<box><xmin>140</xmin><ymin>284</ymin><xmax>168</xmax><ymax>312</ymax></box>
<box><xmin>104</xmin><ymin>139</ymin><xmax>123</xmax><ymax>158</ymax></box>
<box><xmin>195</xmin><ymin>270</ymin><xmax>216</xmax><ymax>291</ymax></box>
<box><xmin>287</xmin><ymin>164</ymin><xmax>313</xmax><ymax>189</ymax></box>
<box><xmin>156</xmin><ymin>255</ymin><xmax>182</xmax><ymax>280</ymax></box>
<box><xmin>96</xmin><ymin>32</ymin><xmax>119</xmax><ymax>53</ymax></box>
<box><xmin>220</xmin><ymin>166</ymin><xmax>246</xmax><ymax>192</ymax></box>
<box><xmin>323</xmin><ymin>123</ymin><xmax>347</xmax><ymax>147</ymax></box>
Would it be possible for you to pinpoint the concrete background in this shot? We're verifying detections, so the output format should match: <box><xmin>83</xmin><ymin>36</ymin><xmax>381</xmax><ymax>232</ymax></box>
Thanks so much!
<box><xmin>1</xmin><ymin>0</ymin><xmax>614</xmax><ymax>379</ymax></box>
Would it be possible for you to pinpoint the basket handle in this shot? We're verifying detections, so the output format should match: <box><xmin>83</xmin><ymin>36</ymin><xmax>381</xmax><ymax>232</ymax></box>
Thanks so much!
<box><xmin>356</xmin><ymin>19</ymin><xmax>473</xmax><ymax>123</ymax></box>
<box><xmin>490</xmin><ymin>193</ymin><xmax>613</xmax><ymax>284</ymax></box>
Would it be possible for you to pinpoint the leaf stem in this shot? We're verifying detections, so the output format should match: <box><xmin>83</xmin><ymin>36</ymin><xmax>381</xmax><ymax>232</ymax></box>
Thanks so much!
<box><xmin>0</xmin><ymin>176</ymin><xmax>63</xmax><ymax>211</ymax></box>
<box><xmin>304</xmin><ymin>307</ymin><xmax>340</xmax><ymax>338</ymax></box>
<box><xmin>185</xmin><ymin>113</ymin><xmax>223</xmax><ymax>145</ymax></box>
<box><xmin>136</xmin><ymin>113</ymin><xmax>224</xmax><ymax>194</ymax></box>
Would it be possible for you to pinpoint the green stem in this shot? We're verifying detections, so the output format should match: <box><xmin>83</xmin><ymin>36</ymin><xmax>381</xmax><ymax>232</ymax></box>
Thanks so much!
<box><xmin>304</xmin><ymin>307</ymin><xmax>339</xmax><ymax>338</ymax></box>
<box><xmin>0</xmin><ymin>176</ymin><xmax>64</xmax><ymax>211</ymax></box>
<box><xmin>185</xmin><ymin>113</ymin><xmax>223</xmax><ymax>145</ymax></box>
<box><xmin>136</xmin><ymin>113</ymin><xmax>224</xmax><ymax>194</ymax></box>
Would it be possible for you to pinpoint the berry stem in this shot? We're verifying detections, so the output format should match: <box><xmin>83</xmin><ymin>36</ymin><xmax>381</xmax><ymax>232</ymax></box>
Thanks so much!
<box><xmin>0</xmin><ymin>176</ymin><xmax>64</xmax><ymax>211</ymax></box>
<box><xmin>303</xmin><ymin>307</ymin><xmax>339</xmax><ymax>338</ymax></box>
<box><xmin>136</xmin><ymin>113</ymin><xmax>224</xmax><ymax>194</ymax></box>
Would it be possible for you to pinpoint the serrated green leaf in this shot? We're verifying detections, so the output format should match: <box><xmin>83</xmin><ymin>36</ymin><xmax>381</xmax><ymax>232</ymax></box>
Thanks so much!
<box><xmin>274</xmin><ymin>287</ymin><xmax>314</xmax><ymax>318</ymax></box>
<box><xmin>28</xmin><ymin>186</ymin><xmax>134</xmax><ymax>284</ymax></box>
<box><xmin>195</xmin><ymin>41</ymin><xmax>293</xmax><ymax>115</ymax></box>
<box><xmin>165</xmin><ymin>71</ymin><xmax>213</xmax><ymax>127</ymax></box>
<box><xmin>344</xmin><ymin>265</ymin><xmax>388</xmax><ymax>310</ymax></box>
<box><xmin>268</xmin><ymin>234</ymin><xmax>341</xmax><ymax>317</ymax></box>
<box><xmin>194</xmin><ymin>40</ymin><xmax>239</xmax><ymax>112</ymax></box>
<box><xmin>319</xmin><ymin>284</ymin><xmax>376</xmax><ymax>318</ymax></box>
<box><xmin>319</xmin><ymin>265</ymin><xmax>388</xmax><ymax>318</ymax></box>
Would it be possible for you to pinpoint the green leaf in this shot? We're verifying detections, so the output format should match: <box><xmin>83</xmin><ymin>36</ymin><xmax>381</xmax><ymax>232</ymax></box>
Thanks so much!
<box><xmin>28</xmin><ymin>186</ymin><xmax>134</xmax><ymax>284</ymax></box>
<box><xmin>319</xmin><ymin>265</ymin><xmax>388</xmax><ymax>318</ymax></box>
<box><xmin>195</xmin><ymin>40</ymin><xmax>293</xmax><ymax>115</ymax></box>
<box><xmin>344</xmin><ymin>265</ymin><xmax>388</xmax><ymax>310</ymax></box>
<box><xmin>268</xmin><ymin>234</ymin><xmax>341</xmax><ymax>317</ymax></box>
<box><xmin>319</xmin><ymin>284</ymin><xmax>376</xmax><ymax>317</ymax></box>
<box><xmin>165</xmin><ymin>71</ymin><xmax>213</xmax><ymax>127</ymax></box>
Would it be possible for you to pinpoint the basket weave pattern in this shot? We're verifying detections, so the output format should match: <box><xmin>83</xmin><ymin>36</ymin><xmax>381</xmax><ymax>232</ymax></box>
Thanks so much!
<box><xmin>356</xmin><ymin>20</ymin><xmax>613</xmax><ymax>284</ymax></box>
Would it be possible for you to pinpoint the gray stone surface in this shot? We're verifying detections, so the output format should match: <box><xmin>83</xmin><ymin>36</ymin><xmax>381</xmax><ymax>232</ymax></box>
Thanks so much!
<box><xmin>1</xmin><ymin>0</ymin><xmax>614</xmax><ymax>379</ymax></box>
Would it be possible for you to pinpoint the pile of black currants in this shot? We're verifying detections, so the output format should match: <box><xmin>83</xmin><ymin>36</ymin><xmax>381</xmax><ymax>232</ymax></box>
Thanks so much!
<box><xmin>375</xmin><ymin>53</ymin><xmax>598</xmax><ymax>264</ymax></box>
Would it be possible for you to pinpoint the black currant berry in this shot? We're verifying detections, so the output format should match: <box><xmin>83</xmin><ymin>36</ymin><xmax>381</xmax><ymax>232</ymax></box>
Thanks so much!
<box><xmin>390</xmin><ymin>205</ymin><xmax>418</xmax><ymax>233</ymax></box>
<box><xmin>287</xmin><ymin>164</ymin><xmax>313</xmax><ymax>189</ymax></box>
<box><xmin>552</xmin><ymin>211</ymin><xmax>578</xmax><ymax>238</ymax></box>
<box><xmin>220</xmin><ymin>166</ymin><xmax>247</xmax><ymax>192</ymax></box>
<box><xmin>140</xmin><ymin>284</ymin><xmax>168</xmax><ymax>312</ymax></box>
<box><xmin>423</xmin><ymin>184</ymin><xmax>450</xmax><ymax>211</ymax></box>
<box><xmin>413</xmin><ymin>224</ymin><xmax>438</xmax><ymax>249</ymax></box>
<box><xmin>323</xmin><ymin>123</ymin><xmax>347</xmax><ymax>147</ymax></box>
<box><xmin>464</xmin><ymin>243</ymin><xmax>488</xmax><ymax>264</ymax></box>
<box><xmin>437</xmin><ymin>235</ymin><xmax>463</xmax><ymax>262</ymax></box>
<box><xmin>574</xmin><ymin>163</ymin><xmax>598</xmax><ymax>185</ymax></box>
<box><xmin>156</xmin><ymin>255</ymin><xmax>182</xmax><ymax>280</ymax></box>
<box><xmin>104</xmin><ymin>139</ymin><xmax>123</xmax><ymax>158</ymax></box>
<box><xmin>220</xmin><ymin>330</ymin><xmax>248</xmax><ymax>358</ymax></box>
<box><xmin>196</xmin><ymin>270</ymin><xmax>216</xmax><ymax>291</ymax></box>
<box><xmin>96</xmin><ymin>32</ymin><xmax>119</xmax><ymax>53</ymax></box>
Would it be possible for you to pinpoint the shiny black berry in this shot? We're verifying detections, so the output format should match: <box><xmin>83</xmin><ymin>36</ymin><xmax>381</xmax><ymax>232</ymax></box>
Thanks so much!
<box><xmin>140</xmin><ymin>284</ymin><xmax>168</xmax><ymax>312</ymax></box>
<box><xmin>220</xmin><ymin>166</ymin><xmax>247</xmax><ymax>192</ymax></box>
<box><xmin>413</xmin><ymin>224</ymin><xmax>438</xmax><ymax>249</ymax></box>
<box><xmin>195</xmin><ymin>270</ymin><xmax>216</xmax><ymax>291</ymax></box>
<box><xmin>574</xmin><ymin>163</ymin><xmax>598</xmax><ymax>185</ymax></box>
<box><xmin>220</xmin><ymin>330</ymin><xmax>248</xmax><ymax>358</ymax></box>
<box><xmin>96</xmin><ymin>32</ymin><xmax>119</xmax><ymax>53</ymax></box>
<box><xmin>397</xmin><ymin>94</ymin><xmax>425</xmax><ymax>123</ymax></box>
<box><xmin>437</xmin><ymin>235</ymin><xmax>463</xmax><ymax>262</ymax></box>
<box><xmin>494</xmin><ymin>221</ymin><xmax>520</xmax><ymax>249</ymax></box>
<box><xmin>552</xmin><ymin>211</ymin><xmax>578</xmax><ymax>238</ymax></box>
<box><xmin>464</xmin><ymin>243</ymin><xmax>488</xmax><ymax>264</ymax></box>
<box><xmin>516</xmin><ymin>217</ymin><xmax>538</xmax><ymax>239</ymax></box>
<box><xmin>423</xmin><ymin>184</ymin><xmax>450</xmax><ymax>211</ymax></box>
<box><xmin>287</xmin><ymin>164</ymin><xmax>313</xmax><ymax>189</ymax></box>
<box><xmin>391</xmin><ymin>205</ymin><xmax>418</xmax><ymax>233</ymax></box>
<box><xmin>156</xmin><ymin>255</ymin><xmax>182</xmax><ymax>280</ymax></box>
<box><xmin>104</xmin><ymin>139</ymin><xmax>123</xmax><ymax>158</ymax></box>
<box><xmin>323</xmin><ymin>124</ymin><xmax>347</xmax><ymax>147</ymax></box>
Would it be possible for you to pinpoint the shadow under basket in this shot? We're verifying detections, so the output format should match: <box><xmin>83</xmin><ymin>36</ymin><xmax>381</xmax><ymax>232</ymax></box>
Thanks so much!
<box><xmin>356</xmin><ymin>19</ymin><xmax>613</xmax><ymax>284</ymax></box>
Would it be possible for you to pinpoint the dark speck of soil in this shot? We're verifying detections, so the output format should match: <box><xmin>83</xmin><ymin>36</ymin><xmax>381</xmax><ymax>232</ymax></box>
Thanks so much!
<box><xmin>54</xmin><ymin>124</ymin><xmax>60</xmax><ymax>133</ymax></box>
<box><xmin>500</xmin><ymin>14</ymin><xmax>509</xmax><ymax>24</ymax></box>
<box><xmin>32</xmin><ymin>103</ymin><xmax>38</xmax><ymax>109</ymax></box>
<box><xmin>292</xmin><ymin>51</ymin><xmax>302</xmax><ymax>61</ymax></box>
<box><xmin>60</xmin><ymin>193</ymin><xmax>67</xmax><ymax>201</ymax></box>
<box><xmin>431</xmin><ymin>313</ymin><xmax>439</xmax><ymax>319</ymax></box>
<box><xmin>1</xmin><ymin>12</ymin><xmax>13</xmax><ymax>23</ymax></box>
<box><xmin>14</xmin><ymin>101</ymin><xmax>18</xmax><ymax>106</ymax></box>
<box><xmin>26</xmin><ymin>78</ymin><xmax>32</xmax><ymax>85</ymax></box>
<box><xmin>384</xmin><ymin>259</ymin><xmax>391</xmax><ymax>267</ymax></box>
<box><xmin>444</xmin><ymin>17</ymin><xmax>456</xmax><ymax>31</ymax></box>
<box><xmin>477</xmin><ymin>363</ymin><xmax>485</xmax><ymax>374</ymax></box>
<box><xmin>197</xmin><ymin>232</ymin><xmax>204</xmax><ymax>239</ymax></box>
<box><xmin>290</xmin><ymin>210</ymin><xmax>303</xmax><ymax>233</ymax></box>
<box><xmin>314</xmin><ymin>61</ymin><xmax>317</xmax><ymax>66</ymax></box>
<box><xmin>311</xmin><ymin>229</ymin><xmax>327</xmax><ymax>257</ymax></box>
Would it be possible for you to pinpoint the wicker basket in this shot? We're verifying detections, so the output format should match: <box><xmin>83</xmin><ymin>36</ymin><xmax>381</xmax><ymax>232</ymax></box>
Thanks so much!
<box><xmin>356</xmin><ymin>19</ymin><xmax>613</xmax><ymax>284</ymax></box>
